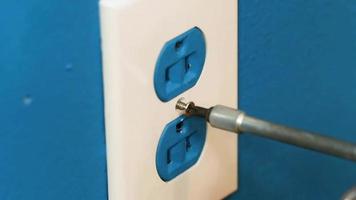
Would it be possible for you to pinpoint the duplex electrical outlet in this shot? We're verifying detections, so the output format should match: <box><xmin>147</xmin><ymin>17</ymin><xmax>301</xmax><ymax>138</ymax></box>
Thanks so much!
<box><xmin>100</xmin><ymin>0</ymin><xmax>237</xmax><ymax>199</ymax></box>
<box><xmin>154</xmin><ymin>27</ymin><xmax>206</xmax><ymax>102</ymax></box>
<box><xmin>155</xmin><ymin>28</ymin><xmax>207</xmax><ymax>181</ymax></box>
<box><xmin>156</xmin><ymin>116</ymin><xmax>207</xmax><ymax>181</ymax></box>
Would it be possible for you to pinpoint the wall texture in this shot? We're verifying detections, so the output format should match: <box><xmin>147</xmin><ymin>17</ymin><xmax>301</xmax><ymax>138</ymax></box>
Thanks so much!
<box><xmin>229</xmin><ymin>0</ymin><xmax>356</xmax><ymax>199</ymax></box>
<box><xmin>0</xmin><ymin>1</ymin><xmax>107</xmax><ymax>199</ymax></box>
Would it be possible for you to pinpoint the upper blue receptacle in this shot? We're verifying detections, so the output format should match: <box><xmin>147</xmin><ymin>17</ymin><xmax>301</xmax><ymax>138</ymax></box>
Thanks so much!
<box><xmin>154</xmin><ymin>27</ymin><xmax>206</xmax><ymax>102</ymax></box>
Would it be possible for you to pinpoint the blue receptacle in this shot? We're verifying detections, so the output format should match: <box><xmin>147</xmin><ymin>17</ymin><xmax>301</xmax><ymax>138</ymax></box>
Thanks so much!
<box><xmin>154</xmin><ymin>27</ymin><xmax>206</xmax><ymax>102</ymax></box>
<box><xmin>156</xmin><ymin>115</ymin><xmax>207</xmax><ymax>182</ymax></box>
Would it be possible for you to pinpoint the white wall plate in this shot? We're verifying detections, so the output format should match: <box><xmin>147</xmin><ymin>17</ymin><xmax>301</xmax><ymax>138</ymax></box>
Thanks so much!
<box><xmin>99</xmin><ymin>0</ymin><xmax>237</xmax><ymax>199</ymax></box>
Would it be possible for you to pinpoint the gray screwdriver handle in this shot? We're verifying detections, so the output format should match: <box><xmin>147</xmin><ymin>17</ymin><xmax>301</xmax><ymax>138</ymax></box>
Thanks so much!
<box><xmin>208</xmin><ymin>105</ymin><xmax>356</xmax><ymax>162</ymax></box>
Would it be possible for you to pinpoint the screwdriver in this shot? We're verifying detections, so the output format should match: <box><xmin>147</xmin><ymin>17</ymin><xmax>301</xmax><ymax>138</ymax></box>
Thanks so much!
<box><xmin>175</xmin><ymin>98</ymin><xmax>356</xmax><ymax>162</ymax></box>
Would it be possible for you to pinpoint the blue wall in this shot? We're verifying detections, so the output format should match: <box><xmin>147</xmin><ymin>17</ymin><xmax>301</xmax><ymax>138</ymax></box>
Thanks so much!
<box><xmin>0</xmin><ymin>1</ymin><xmax>107</xmax><ymax>199</ymax></box>
<box><xmin>228</xmin><ymin>0</ymin><xmax>356</xmax><ymax>199</ymax></box>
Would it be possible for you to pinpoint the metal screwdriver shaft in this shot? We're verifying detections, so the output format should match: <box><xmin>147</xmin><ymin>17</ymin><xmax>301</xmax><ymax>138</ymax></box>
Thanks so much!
<box><xmin>176</xmin><ymin>98</ymin><xmax>356</xmax><ymax>162</ymax></box>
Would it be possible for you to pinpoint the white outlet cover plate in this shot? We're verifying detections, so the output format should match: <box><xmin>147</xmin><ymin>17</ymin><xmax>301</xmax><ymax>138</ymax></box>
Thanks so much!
<box><xmin>99</xmin><ymin>0</ymin><xmax>237</xmax><ymax>199</ymax></box>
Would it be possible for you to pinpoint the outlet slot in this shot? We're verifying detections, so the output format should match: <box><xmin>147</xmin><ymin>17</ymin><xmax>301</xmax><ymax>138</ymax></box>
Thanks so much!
<box><xmin>176</xmin><ymin>119</ymin><xmax>184</xmax><ymax>133</ymax></box>
<box><xmin>175</xmin><ymin>40</ymin><xmax>184</xmax><ymax>51</ymax></box>
<box><xmin>185</xmin><ymin>136</ymin><xmax>192</xmax><ymax>151</ymax></box>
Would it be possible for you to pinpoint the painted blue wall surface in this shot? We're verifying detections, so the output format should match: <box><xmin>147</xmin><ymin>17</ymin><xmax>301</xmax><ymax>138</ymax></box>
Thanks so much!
<box><xmin>0</xmin><ymin>1</ymin><xmax>107</xmax><ymax>199</ymax></box>
<box><xmin>228</xmin><ymin>0</ymin><xmax>356</xmax><ymax>199</ymax></box>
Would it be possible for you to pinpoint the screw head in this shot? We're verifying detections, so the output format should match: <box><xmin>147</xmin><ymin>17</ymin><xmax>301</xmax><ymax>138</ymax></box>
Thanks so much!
<box><xmin>175</xmin><ymin>97</ymin><xmax>195</xmax><ymax>115</ymax></box>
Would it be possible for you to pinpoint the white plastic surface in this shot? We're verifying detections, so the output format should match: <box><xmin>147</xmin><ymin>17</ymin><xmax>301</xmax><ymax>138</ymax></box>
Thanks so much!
<box><xmin>99</xmin><ymin>0</ymin><xmax>237</xmax><ymax>199</ymax></box>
